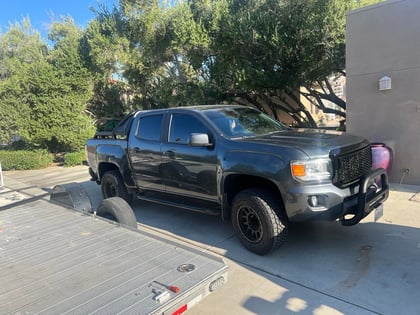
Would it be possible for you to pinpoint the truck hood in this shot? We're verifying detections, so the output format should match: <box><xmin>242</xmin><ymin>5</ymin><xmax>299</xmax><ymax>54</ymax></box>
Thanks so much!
<box><xmin>240</xmin><ymin>128</ymin><xmax>369</xmax><ymax>158</ymax></box>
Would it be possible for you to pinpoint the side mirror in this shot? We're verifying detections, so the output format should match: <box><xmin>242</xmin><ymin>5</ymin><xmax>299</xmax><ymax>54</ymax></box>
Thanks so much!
<box><xmin>189</xmin><ymin>133</ymin><xmax>211</xmax><ymax>147</ymax></box>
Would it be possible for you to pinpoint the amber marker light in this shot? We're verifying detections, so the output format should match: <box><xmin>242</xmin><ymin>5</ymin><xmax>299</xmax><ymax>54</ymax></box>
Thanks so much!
<box><xmin>291</xmin><ymin>163</ymin><xmax>306</xmax><ymax>177</ymax></box>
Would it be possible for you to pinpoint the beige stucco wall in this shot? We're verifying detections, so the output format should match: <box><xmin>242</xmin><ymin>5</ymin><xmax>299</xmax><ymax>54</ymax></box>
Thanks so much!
<box><xmin>346</xmin><ymin>0</ymin><xmax>420</xmax><ymax>185</ymax></box>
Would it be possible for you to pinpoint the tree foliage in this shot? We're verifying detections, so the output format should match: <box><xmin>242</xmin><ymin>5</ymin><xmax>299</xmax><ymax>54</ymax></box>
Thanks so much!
<box><xmin>91</xmin><ymin>0</ymin><xmax>382</xmax><ymax>126</ymax></box>
<box><xmin>0</xmin><ymin>18</ymin><xmax>95</xmax><ymax>151</ymax></box>
<box><xmin>0</xmin><ymin>0</ymin><xmax>384</xmax><ymax>155</ymax></box>
<box><xmin>82</xmin><ymin>6</ymin><xmax>132</xmax><ymax>119</ymax></box>
<box><xmin>0</xmin><ymin>20</ymin><xmax>47</xmax><ymax>144</ymax></box>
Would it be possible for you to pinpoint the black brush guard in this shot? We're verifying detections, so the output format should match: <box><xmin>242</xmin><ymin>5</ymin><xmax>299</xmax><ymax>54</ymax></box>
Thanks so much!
<box><xmin>341</xmin><ymin>168</ymin><xmax>389</xmax><ymax>226</ymax></box>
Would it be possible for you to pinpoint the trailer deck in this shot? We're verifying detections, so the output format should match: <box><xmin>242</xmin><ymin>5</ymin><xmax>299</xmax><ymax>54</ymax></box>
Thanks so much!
<box><xmin>0</xmin><ymin>198</ymin><xmax>227</xmax><ymax>314</ymax></box>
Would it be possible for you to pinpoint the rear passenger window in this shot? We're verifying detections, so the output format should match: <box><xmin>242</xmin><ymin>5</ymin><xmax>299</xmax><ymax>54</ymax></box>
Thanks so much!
<box><xmin>136</xmin><ymin>114</ymin><xmax>163</xmax><ymax>141</ymax></box>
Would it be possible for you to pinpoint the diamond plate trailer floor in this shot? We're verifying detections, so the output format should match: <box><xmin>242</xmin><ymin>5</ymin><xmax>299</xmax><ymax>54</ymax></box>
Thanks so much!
<box><xmin>0</xmin><ymin>199</ymin><xmax>227</xmax><ymax>315</ymax></box>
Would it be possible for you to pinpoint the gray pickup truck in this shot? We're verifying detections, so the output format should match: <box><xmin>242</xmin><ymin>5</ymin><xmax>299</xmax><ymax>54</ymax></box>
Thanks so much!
<box><xmin>86</xmin><ymin>105</ymin><xmax>389</xmax><ymax>255</ymax></box>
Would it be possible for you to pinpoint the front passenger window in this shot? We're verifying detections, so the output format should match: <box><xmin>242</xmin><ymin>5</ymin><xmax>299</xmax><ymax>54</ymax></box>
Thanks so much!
<box><xmin>169</xmin><ymin>114</ymin><xmax>209</xmax><ymax>144</ymax></box>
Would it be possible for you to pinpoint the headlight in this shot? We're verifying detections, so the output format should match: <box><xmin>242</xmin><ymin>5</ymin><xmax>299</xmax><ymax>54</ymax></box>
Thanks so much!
<box><xmin>291</xmin><ymin>159</ymin><xmax>332</xmax><ymax>182</ymax></box>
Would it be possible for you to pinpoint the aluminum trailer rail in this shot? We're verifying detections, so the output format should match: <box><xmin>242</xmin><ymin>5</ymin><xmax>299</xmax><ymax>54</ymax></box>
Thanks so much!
<box><xmin>0</xmin><ymin>198</ymin><xmax>227</xmax><ymax>314</ymax></box>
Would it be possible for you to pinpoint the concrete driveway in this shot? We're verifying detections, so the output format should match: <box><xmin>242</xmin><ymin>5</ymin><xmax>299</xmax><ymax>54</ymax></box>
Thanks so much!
<box><xmin>3</xmin><ymin>165</ymin><xmax>420</xmax><ymax>315</ymax></box>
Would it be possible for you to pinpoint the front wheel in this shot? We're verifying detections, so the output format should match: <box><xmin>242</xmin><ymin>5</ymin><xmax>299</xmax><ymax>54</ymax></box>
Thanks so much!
<box><xmin>101</xmin><ymin>170</ymin><xmax>131</xmax><ymax>203</ymax></box>
<box><xmin>231</xmin><ymin>188</ymin><xmax>288</xmax><ymax>255</ymax></box>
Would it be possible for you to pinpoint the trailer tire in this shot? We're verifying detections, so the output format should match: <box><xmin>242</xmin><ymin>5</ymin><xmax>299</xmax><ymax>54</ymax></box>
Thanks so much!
<box><xmin>232</xmin><ymin>188</ymin><xmax>288</xmax><ymax>255</ymax></box>
<box><xmin>96</xmin><ymin>197</ymin><xmax>137</xmax><ymax>229</ymax></box>
<box><xmin>101</xmin><ymin>170</ymin><xmax>131</xmax><ymax>203</ymax></box>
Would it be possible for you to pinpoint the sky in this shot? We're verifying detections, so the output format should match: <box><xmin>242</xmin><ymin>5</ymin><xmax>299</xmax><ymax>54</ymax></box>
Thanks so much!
<box><xmin>0</xmin><ymin>0</ymin><xmax>117</xmax><ymax>39</ymax></box>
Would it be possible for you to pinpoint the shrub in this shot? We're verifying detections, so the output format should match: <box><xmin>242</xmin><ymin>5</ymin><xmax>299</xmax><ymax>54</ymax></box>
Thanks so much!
<box><xmin>9</xmin><ymin>139</ymin><xmax>33</xmax><ymax>150</ymax></box>
<box><xmin>0</xmin><ymin>149</ymin><xmax>53</xmax><ymax>170</ymax></box>
<box><xmin>64</xmin><ymin>151</ymin><xmax>86</xmax><ymax>167</ymax></box>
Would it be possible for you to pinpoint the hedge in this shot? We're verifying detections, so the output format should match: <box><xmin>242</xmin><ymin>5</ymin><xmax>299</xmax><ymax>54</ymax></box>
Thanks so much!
<box><xmin>0</xmin><ymin>149</ymin><xmax>53</xmax><ymax>170</ymax></box>
<box><xmin>64</xmin><ymin>151</ymin><xmax>86</xmax><ymax>167</ymax></box>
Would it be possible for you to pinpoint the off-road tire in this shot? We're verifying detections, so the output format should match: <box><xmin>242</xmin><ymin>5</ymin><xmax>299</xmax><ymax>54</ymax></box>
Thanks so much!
<box><xmin>101</xmin><ymin>170</ymin><xmax>131</xmax><ymax>203</ymax></box>
<box><xmin>232</xmin><ymin>188</ymin><xmax>288</xmax><ymax>255</ymax></box>
<box><xmin>96</xmin><ymin>197</ymin><xmax>137</xmax><ymax>229</ymax></box>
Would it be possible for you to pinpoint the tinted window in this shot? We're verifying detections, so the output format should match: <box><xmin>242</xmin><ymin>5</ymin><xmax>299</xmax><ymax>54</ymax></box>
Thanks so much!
<box><xmin>169</xmin><ymin>114</ymin><xmax>209</xmax><ymax>144</ymax></box>
<box><xmin>202</xmin><ymin>107</ymin><xmax>287</xmax><ymax>138</ymax></box>
<box><xmin>137</xmin><ymin>114</ymin><xmax>163</xmax><ymax>141</ymax></box>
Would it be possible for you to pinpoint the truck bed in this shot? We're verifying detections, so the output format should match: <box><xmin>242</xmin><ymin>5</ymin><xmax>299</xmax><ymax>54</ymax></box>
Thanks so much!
<box><xmin>0</xmin><ymin>199</ymin><xmax>227</xmax><ymax>314</ymax></box>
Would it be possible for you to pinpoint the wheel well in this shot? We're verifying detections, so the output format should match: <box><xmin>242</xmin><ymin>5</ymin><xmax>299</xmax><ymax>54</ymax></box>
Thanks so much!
<box><xmin>223</xmin><ymin>174</ymin><xmax>285</xmax><ymax>220</ymax></box>
<box><xmin>97</xmin><ymin>162</ymin><xmax>136</xmax><ymax>192</ymax></box>
<box><xmin>98</xmin><ymin>163</ymin><xmax>119</xmax><ymax>181</ymax></box>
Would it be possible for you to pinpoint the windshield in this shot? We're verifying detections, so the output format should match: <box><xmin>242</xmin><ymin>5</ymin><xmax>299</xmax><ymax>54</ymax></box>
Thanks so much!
<box><xmin>203</xmin><ymin>107</ymin><xmax>288</xmax><ymax>138</ymax></box>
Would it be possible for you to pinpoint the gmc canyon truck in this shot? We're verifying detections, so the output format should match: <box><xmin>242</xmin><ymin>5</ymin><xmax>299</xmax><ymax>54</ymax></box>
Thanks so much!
<box><xmin>86</xmin><ymin>105</ymin><xmax>389</xmax><ymax>255</ymax></box>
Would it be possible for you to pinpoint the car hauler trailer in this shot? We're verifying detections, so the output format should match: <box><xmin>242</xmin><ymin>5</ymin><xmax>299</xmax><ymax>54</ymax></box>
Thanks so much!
<box><xmin>0</xmin><ymin>186</ymin><xmax>227</xmax><ymax>314</ymax></box>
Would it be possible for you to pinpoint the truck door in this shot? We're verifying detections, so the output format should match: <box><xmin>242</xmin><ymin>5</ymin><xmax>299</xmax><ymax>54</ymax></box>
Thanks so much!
<box><xmin>161</xmin><ymin>113</ymin><xmax>218</xmax><ymax>202</ymax></box>
<box><xmin>128</xmin><ymin>113</ymin><xmax>165</xmax><ymax>192</ymax></box>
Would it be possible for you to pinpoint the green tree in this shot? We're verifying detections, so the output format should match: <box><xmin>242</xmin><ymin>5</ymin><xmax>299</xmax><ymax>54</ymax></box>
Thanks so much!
<box><xmin>90</xmin><ymin>0</ymin><xmax>383</xmax><ymax>126</ymax></box>
<box><xmin>117</xmin><ymin>0</ymin><xmax>176</xmax><ymax>109</ymax></box>
<box><xmin>34</xmin><ymin>17</ymin><xmax>95</xmax><ymax>152</ymax></box>
<box><xmin>0</xmin><ymin>74</ymin><xmax>25</xmax><ymax>145</ymax></box>
<box><xmin>21</xmin><ymin>58</ymin><xmax>94</xmax><ymax>152</ymax></box>
<box><xmin>0</xmin><ymin>19</ymin><xmax>47</xmax><ymax>144</ymax></box>
<box><xmin>0</xmin><ymin>18</ymin><xmax>95</xmax><ymax>151</ymax></box>
<box><xmin>90</xmin><ymin>0</ymin><xmax>219</xmax><ymax>111</ymax></box>
<box><xmin>186</xmin><ymin>0</ymin><xmax>384</xmax><ymax>126</ymax></box>
<box><xmin>82</xmin><ymin>6</ymin><xmax>133</xmax><ymax>119</ymax></box>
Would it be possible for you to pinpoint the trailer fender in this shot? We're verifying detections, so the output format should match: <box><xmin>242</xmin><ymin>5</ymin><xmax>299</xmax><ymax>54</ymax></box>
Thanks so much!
<box><xmin>96</xmin><ymin>197</ymin><xmax>137</xmax><ymax>229</ymax></box>
<box><xmin>50</xmin><ymin>182</ymin><xmax>93</xmax><ymax>213</ymax></box>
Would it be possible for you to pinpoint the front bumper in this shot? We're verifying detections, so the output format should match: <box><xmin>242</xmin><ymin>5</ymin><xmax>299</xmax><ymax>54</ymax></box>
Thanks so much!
<box><xmin>284</xmin><ymin>168</ymin><xmax>389</xmax><ymax>225</ymax></box>
<box><xmin>340</xmin><ymin>168</ymin><xmax>389</xmax><ymax>226</ymax></box>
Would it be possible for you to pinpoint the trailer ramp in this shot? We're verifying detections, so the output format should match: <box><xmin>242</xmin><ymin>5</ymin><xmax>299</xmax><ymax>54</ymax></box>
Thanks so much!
<box><xmin>0</xmin><ymin>199</ymin><xmax>227</xmax><ymax>314</ymax></box>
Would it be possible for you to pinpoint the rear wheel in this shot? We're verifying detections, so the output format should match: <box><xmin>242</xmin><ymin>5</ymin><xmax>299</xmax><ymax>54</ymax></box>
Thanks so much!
<box><xmin>96</xmin><ymin>197</ymin><xmax>137</xmax><ymax>229</ymax></box>
<box><xmin>231</xmin><ymin>188</ymin><xmax>288</xmax><ymax>255</ymax></box>
<box><xmin>101</xmin><ymin>170</ymin><xmax>131</xmax><ymax>203</ymax></box>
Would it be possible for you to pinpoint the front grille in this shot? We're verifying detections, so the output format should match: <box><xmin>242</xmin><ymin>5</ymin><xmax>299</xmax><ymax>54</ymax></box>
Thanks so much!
<box><xmin>332</xmin><ymin>145</ymin><xmax>372</xmax><ymax>187</ymax></box>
